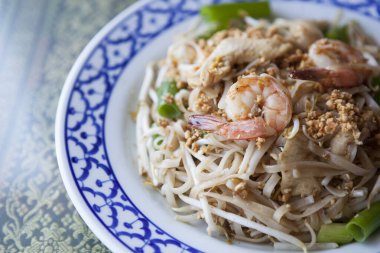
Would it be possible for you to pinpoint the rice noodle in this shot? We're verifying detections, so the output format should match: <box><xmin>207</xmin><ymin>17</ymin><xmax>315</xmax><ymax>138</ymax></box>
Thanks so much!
<box><xmin>136</xmin><ymin>15</ymin><xmax>380</xmax><ymax>251</ymax></box>
<box><xmin>304</xmin><ymin>222</ymin><xmax>316</xmax><ymax>248</ymax></box>
<box><xmin>179</xmin><ymin>194</ymin><xmax>306</xmax><ymax>252</ymax></box>
<box><xmin>246</xmin><ymin>136</ymin><xmax>276</xmax><ymax>176</ymax></box>
<box><xmin>362</xmin><ymin>92</ymin><xmax>380</xmax><ymax>113</ymax></box>
<box><xmin>172</xmin><ymin>205</ymin><xmax>195</xmax><ymax>213</ymax></box>
<box><xmin>322</xmin><ymin>176</ymin><xmax>348</xmax><ymax>197</ymax></box>
<box><xmin>351</xmin><ymin>188</ymin><xmax>367</xmax><ymax>198</ymax></box>
<box><xmin>138</xmin><ymin>63</ymin><xmax>155</xmax><ymax>102</ymax></box>
<box><xmin>244</xmin><ymin>16</ymin><xmax>260</xmax><ymax>26</ymax></box>
<box><xmin>367</xmin><ymin>175</ymin><xmax>380</xmax><ymax>207</ymax></box>
<box><xmin>319</xmin><ymin>210</ymin><xmax>332</xmax><ymax>224</ymax></box>
<box><xmin>204</xmin><ymin>192</ymin><xmax>293</xmax><ymax>232</ymax></box>
<box><xmin>345</xmin><ymin>85</ymin><xmax>370</xmax><ymax>94</ymax></box>
<box><xmin>175</xmin><ymin>89</ymin><xmax>191</xmax><ymax>113</ymax></box>
<box><xmin>154</xmin><ymin>64</ymin><xmax>168</xmax><ymax>88</ymax></box>
<box><xmin>308</xmin><ymin>141</ymin><xmax>368</xmax><ymax>175</ymax></box>
<box><xmin>348</xmin><ymin>194</ymin><xmax>380</xmax><ymax>213</ymax></box>
<box><xmin>235</xmin><ymin>234</ymin><xmax>269</xmax><ymax>243</ymax></box>
<box><xmin>263</xmin><ymin>173</ymin><xmax>281</xmax><ymax>197</ymax></box>
<box><xmin>285</xmin><ymin>117</ymin><xmax>300</xmax><ymax>139</ymax></box>
<box><xmin>200</xmin><ymin>195</ymin><xmax>217</xmax><ymax>235</ymax></box>
<box><xmin>168</xmin><ymin>40</ymin><xmax>205</xmax><ymax>85</ymax></box>
<box><xmin>238</xmin><ymin>140</ymin><xmax>256</xmax><ymax>173</ymax></box>
<box><xmin>234</xmin><ymin>58</ymin><xmax>262</xmax><ymax>77</ymax></box>
<box><xmin>363</xmin><ymin>51</ymin><xmax>379</xmax><ymax>66</ymax></box>
<box><xmin>273</xmin><ymin>204</ymin><xmax>290</xmax><ymax>223</ymax></box>
<box><xmin>348</xmin><ymin>144</ymin><xmax>358</xmax><ymax>162</ymax></box>
<box><xmin>262</xmin><ymin>163</ymin><xmax>282</xmax><ymax>173</ymax></box>
<box><xmin>290</xmin><ymin>196</ymin><xmax>315</xmax><ymax>211</ymax></box>
<box><xmin>285</xmin><ymin>195</ymin><xmax>335</xmax><ymax>220</ymax></box>
<box><xmin>356</xmin><ymin>148</ymin><xmax>377</xmax><ymax>188</ymax></box>
<box><xmin>175</xmin><ymin>213</ymin><xmax>198</xmax><ymax>222</ymax></box>
<box><xmin>327</xmin><ymin>196</ymin><xmax>347</xmax><ymax>219</ymax></box>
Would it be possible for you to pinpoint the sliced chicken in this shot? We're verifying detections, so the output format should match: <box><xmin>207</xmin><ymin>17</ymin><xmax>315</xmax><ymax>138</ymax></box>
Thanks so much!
<box><xmin>199</xmin><ymin>37</ymin><xmax>293</xmax><ymax>87</ymax></box>
<box><xmin>279</xmin><ymin>133</ymin><xmax>321</xmax><ymax>196</ymax></box>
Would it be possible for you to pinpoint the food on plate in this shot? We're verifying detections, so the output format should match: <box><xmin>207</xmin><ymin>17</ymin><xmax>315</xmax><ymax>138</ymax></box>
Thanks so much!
<box><xmin>135</xmin><ymin>1</ymin><xmax>380</xmax><ymax>251</ymax></box>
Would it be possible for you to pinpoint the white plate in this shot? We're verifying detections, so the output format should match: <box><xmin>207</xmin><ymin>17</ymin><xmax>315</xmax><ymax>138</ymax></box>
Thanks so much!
<box><xmin>55</xmin><ymin>0</ymin><xmax>380</xmax><ymax>252</ymax></box>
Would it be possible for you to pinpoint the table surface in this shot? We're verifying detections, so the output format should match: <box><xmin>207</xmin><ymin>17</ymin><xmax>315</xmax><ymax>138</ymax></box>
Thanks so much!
<box><xmin>0</xmin><ymin>1</ymin><xmax>135</xmax><ymax>252</ymax></box>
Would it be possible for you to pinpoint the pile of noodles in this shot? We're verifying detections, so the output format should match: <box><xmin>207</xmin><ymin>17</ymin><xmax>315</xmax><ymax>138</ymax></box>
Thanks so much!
<box><xmin>136</xmin><ymin>17</ymin><xmax>380</xmax><ymax>252</ymax></box>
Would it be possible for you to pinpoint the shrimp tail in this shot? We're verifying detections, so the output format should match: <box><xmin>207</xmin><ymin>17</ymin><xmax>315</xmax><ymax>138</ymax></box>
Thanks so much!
<box><xmin>188</xmin><ymin>115</ymin><xmax>277</xmax><ymax>140</ymax></box>
<box><xmin>188</xmin><ymin>115</ymin><xmax>227</xmax><ymax>131</ymax></box>
<box><xmin>289</xmin><ymin>68</ymin><xmax>329</xmax><ymax>82</ymax></box>
<box><xmin>290</xmin><ymin>67</ymin><xmax>363</xmax><ymax>87</ymax></box>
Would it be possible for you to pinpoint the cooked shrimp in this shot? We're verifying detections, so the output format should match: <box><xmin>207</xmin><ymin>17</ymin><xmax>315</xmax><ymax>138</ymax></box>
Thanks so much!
<box><xmin>308</xmin><ymin>38</ymin><xmax>366</xmax><ymax>66</ymax></box>
<box><xmin>290</xmin><ymin>38</ymin><xmax>371</xmax><ymax>87</ymax></box>
<box><xmin>168</xmin><ymin>40</ymin><xmax>205</xmax><ymax>82</ymax></box>
<box><xmin>188</xmin><ymin>74</ymin><xmax>292</xmax><ymax>140</ymax></box>
<box><xmin>198</xmin><ymin>37</ymin><xmax>293</xmax><ymax>87</ymax></box>
<box><xmin>290</xmin><ymin>66</ymin><xmax>369</xmax><ymax>88</ymax></box>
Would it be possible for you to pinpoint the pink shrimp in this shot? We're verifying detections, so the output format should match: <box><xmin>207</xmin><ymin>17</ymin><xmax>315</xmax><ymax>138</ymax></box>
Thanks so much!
<box><xmin>290</xmin><ymin>66</ymin><xmax>367</xmax><ymax>88</ymax></box>
<box><xmin>188</xmin><ymin>74</ymin><xmax>292</xmax><ymax>140</ymax></box>
<box><xmin>290</xmin><ymin>38</ymin><xmax>371</xmax><ymax>87</ymax></box>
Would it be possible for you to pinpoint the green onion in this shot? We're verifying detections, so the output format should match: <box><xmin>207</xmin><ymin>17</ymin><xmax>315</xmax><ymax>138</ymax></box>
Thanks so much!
<box><xmin>316</xmin><ymin>202</ymin><xmax>380</xmax><ymax>244</ymax></box>
<box><xmin>317</xmin><ymin>223</ymin><xmax>353</xmax><ymax>244</ymax></box>
<box><xmin>156</xmin><ymin>80</ymin><xmax>182</xmax><ymax>119</ymax></box>
<box><xmin>326</xmin><ymin>25</ymin><xmax>349</xmax><ymax>43</ymax></box>
<box><xmin>346</xmin><ymin>201</ymin><xmax>380</xmax><ymax>242</ymax></box>
<box><xmin>201</xmin><ymin>1</ymin><xmax>270</xmax><ymax>28</ymax></box>
<box><xmin>153</xmin><ymin>134</ymin><xmax>163</xmax><ymax>146</ymax></box>
<box><xmin>199</xmin><ymin>1</ymin><xmax>271</xmax><ymax>39</ymax></box>
<box><xmin>372</xmin><ymin>76</ymin><xmax>380</xmax><ymax>103</ymax></box>
<box><xmin>150</xmin><ymin>124</ymin><xmax>164</xmax><ymax>146</ymax></box>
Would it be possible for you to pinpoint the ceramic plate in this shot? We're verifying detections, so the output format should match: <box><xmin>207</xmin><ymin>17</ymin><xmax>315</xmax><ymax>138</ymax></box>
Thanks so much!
<box><xmin>55</xmin><ymin>0</ymin><xmax>380</xmax><ymax>252</ymax></box>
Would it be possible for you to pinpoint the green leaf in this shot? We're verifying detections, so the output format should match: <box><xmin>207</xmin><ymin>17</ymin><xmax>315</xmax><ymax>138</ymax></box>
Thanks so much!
<box><xmin>199</xmin><ymin>1</ymin><xmax>271</xmax><ymax>39</ymax></box>
<box><xmin>156</xmin><ymin>80</ymin><xmax>182</xmax><ymax>119</ymax></box>
<box><xmin>326</xmin><ymin>25</ymin><xmax>349</xmax><ymax>43</ymax></box>
<box><xmin>372</xmin><ymin>76</ymin><xmax>380</xmax><ymax>103</ymax></box>
<box><xmin>346</xmin><ymin>201</ymin><xmax>380</xmax><ymax>242</ymax></box>
<box><xmin>317</xmin><ymin>223</ymin><xmax>353</xmax><ymax>244</ymax></box>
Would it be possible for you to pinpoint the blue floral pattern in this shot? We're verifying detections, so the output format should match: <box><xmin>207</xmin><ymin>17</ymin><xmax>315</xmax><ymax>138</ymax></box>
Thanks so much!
<box><xmin>62</xmin><ymin>0</ymin><xmax>380</xmax><ymax>252</ymax></box>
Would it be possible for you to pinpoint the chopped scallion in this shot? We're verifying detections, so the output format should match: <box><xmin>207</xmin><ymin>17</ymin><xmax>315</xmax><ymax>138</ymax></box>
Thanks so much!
<box><xmin>326</xmin><ymin>25</ymin><xmax>349</xmax><ymax>43</ymax></box>
<box><xmin>346</xmin><ymin>201</ymin><xmax>380</xmax><ymax>242</ymax></box>
<box><xmin>317</xmin><ymin>223</ymin><xmax>353</xmax><ymax>244</ymax></box>
<box><xmin>199</xmin><ymin>1</ymin><xmax>271</xmax><ymax>39</ymax></box>
<box><xmin>156</xmin><ymin>80</ymin><xmax>182</xmax><ymax>119</ymax></box>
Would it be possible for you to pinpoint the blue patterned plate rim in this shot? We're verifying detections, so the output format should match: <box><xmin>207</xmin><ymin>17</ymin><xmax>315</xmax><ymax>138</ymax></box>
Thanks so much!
<box><xmin>55</xmin><ymin>0</ymin><xmax>380</xmax><ymax>252</ymax></box>
<box><xmin>56</xmin><ymin>1</ymin><xmax>206</xmax><ymax>252</ymax></box>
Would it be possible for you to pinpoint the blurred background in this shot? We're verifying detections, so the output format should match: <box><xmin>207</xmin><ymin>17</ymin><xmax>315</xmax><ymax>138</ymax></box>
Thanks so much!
<box><xmin>0</xmin><ymin>1</ymin><xmax>134</xmax><ymax>252</ymax></box>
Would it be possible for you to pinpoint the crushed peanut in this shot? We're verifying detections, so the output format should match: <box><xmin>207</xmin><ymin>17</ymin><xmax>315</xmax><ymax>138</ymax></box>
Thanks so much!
<box><xmin>191</xmin><ymin>143</ymin><xmax>199</xmax><ymax>152</ymax></box>
<box><xmin>280</xmin><ymin>49</ymin><xmax>307</xmax><ymax>69</ymax></box>
<box><xmin>176</xmin><ymin>81</ymin><xmax>187</xmax><ymax>89</ymax></box>
<box><xmin>212</xmin><ymin>109</ymin><xmax>227</xmax><ymax>119</ymax></box>
<box><xmin>162</xmin><ymin>93</ymin><xmax>174</xmax><ymax>104</ymax></box>
<box><xmin>343</xmin><ymin>181</ymin><xmax>354</xmax><ymax>191</ymax></box>
<box><xmin>185</xmin><ymin>129</ymin><xmax>204</xmax><ymax>150</ymax></box>
<box><xmin>193</xmin><ymin>92</ymin><xmax>215</xmax><ymax>113</ymax></box>
<box><xmin>157</xmin><ymin>118</ymin><xmax>169</xmax><ymax>128</ymax></box>
<box><xmin>209</xmin><ymin>28</ymin><xmax>244</xmax><ymax>45</ymax></box>
<box><xmin>278</xmin><ymin>192</ymin><xmax>291</xmax><ymax>203</ymax></box>
<box><xmin>256</xmin><ymin>137</ymin><xmax>266</xmax><ymax>149</ymax></box>
<box><xmin>200</xmin><ymin>145</ymin><xmax>221</xmax><ymax>154</ymax></box>
<box><xmin>305</xmin><ymin>89</ymin><xmax>378</xmax><ymax>143</ymax></box>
